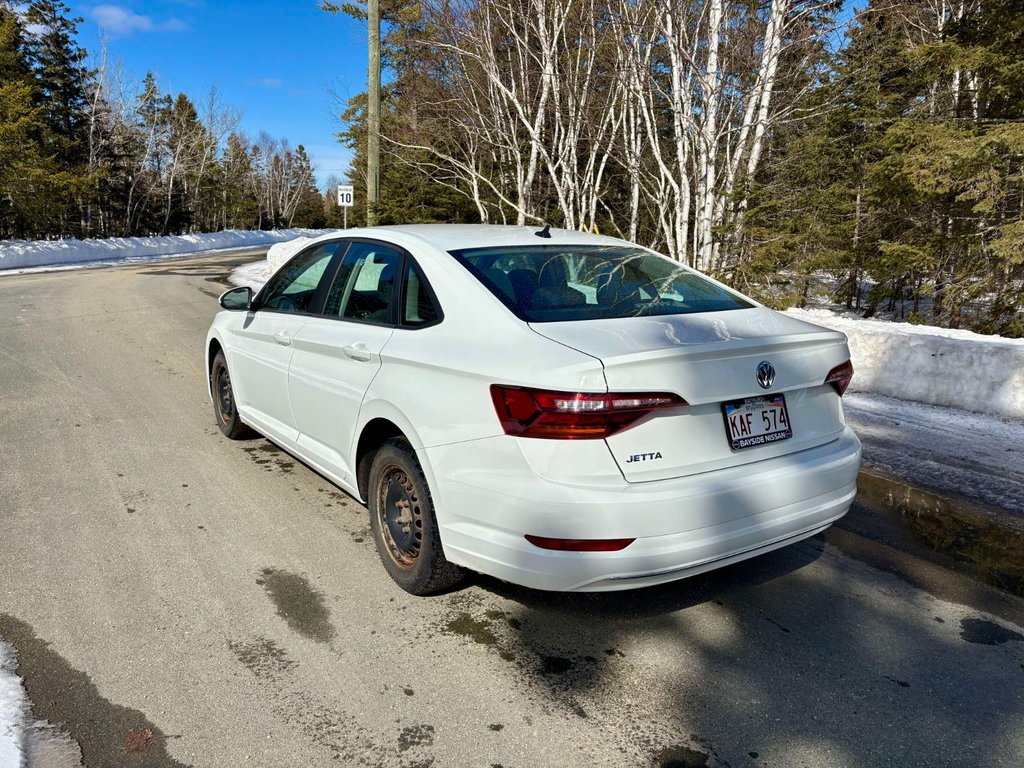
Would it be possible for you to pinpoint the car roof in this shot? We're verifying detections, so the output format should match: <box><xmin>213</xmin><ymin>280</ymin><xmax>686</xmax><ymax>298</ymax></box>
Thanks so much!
<box><xmin>311</xmin><ymin>224</ymin><xmax>628</xmax><ymax>253</ymax></box>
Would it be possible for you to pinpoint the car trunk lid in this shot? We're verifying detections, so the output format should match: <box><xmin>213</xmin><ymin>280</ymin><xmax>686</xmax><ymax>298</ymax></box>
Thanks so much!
<box><xmin>530</xmin><ymin>308</ymin><xmax>852</xmax><ymax>482</ymax></box>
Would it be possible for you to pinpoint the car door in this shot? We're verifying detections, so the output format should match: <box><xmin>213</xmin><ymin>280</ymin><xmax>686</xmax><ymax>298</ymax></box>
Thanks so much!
<box><xmin>287</xmin><ymin>240</ymin><xmax>405</xmax><ymax>480</ymax></box>
<box><xmin>229</xmin><ymin>241</ymin><xmax>342</xmax><ymax>444</ymax></box>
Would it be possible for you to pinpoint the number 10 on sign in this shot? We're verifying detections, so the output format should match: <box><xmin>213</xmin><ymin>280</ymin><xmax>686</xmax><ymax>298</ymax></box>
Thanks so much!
<box><xmin>337</xmin><ymin>185</ymin><xmax>354</xmax><ymax>229</ymax></box>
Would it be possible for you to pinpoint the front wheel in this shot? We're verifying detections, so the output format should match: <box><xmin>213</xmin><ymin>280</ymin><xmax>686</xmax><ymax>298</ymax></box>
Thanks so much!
<box><xmin>210</xmin><ymin>351</ymin><xmax>254</xmax><ymax>439</ymax></box>
<box><xmin>368</xmin><ymin>439</ymin><xmax>463</xmax><ymax>595</ymax></box>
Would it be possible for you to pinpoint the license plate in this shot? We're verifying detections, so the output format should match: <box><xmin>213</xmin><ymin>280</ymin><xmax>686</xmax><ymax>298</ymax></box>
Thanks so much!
<box><xmin>722</xmin><ymin>395</ymin><xmax>792</xmax><ymax>450</ymax></box>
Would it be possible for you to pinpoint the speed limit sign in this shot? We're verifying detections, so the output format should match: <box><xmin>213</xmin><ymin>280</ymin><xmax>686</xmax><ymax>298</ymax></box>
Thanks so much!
<box><xmin>337</xmin><ymin>185</ymin><xmax>354</xmax><ymax>207</ymax></box>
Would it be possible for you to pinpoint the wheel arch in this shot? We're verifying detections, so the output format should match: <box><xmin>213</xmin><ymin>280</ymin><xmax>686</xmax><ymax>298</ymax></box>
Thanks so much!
<box><xmin>353</xmin><ymin>401</ymin><xmax>433</xmax><ymax>504</ymax></box>
<box><xmin>206</xmin><ymin>335</ymin><xmax>225</xmax><ymax>399</ymax></box>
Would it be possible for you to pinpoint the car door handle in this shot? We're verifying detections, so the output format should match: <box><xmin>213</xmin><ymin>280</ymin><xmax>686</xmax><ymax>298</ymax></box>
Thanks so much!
<box><xmin>274</xmin><ymin>330</ymin><xmax>292</xmax><ymax>346</ymax></box>
<box><xmin>342</xmin><ymin>343</ymin><xmax>372</xmax><ymax>362</ymax></box>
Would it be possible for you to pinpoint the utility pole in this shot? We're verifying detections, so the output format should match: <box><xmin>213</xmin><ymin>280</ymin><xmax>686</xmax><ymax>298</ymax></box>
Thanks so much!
<box><xmin>367</xmin><ymin>0</ymin><xmax>381</xmax><ymax>227</ymax></box>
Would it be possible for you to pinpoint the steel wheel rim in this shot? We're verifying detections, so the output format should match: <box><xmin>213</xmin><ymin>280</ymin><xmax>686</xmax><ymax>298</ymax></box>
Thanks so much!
<box><xmin>215</xmin><ymin>366</ymin><xmax>234</xmax><ymax>425</ymax></box>
<box><xmin>376</xmin><ymin>465</ymin><xmax>423</xmax><ymax>570</ymax></box>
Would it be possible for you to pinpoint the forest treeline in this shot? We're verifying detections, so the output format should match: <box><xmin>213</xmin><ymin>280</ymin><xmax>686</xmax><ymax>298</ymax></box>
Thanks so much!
<box><xmin>327</xmin><ymin>0</ymin><xmax>1024</xmax><ymax>336</ymax></box>
<box><xmin>0</xmin><ymin>0</ymin><xmax>330</xmax><ymax>241</ymax></box>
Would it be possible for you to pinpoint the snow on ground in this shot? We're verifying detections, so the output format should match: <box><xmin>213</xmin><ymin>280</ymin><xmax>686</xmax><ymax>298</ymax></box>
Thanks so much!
<box><xmin>788</xmin><ymin>308</ymin><xmax>1024</xmax><ymax>420</ymax></box>
<box><xmin>844</xmin><ymin>393</ymin><xmax>1024</xmax><ymax>512</ymax></box>
<box><xmin>0</xmin><ymin>229</ymin><xmax>330</xmax><ymax>273</ymax></box>
<box><xmin>1</xmin><ymin>640</ymin><xmax>27</xmax><ymax>768</ymax></box>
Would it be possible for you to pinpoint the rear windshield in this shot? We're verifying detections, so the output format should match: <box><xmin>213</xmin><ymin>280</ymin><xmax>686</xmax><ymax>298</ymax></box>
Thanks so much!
<box><xmin>449</xmin><ymin>244</ymin><xmax>754</xmax><ymax>322</ymax></box>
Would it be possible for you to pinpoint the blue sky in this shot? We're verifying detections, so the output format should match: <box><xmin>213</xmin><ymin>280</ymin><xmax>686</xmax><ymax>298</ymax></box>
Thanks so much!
<box><xmin>66</xmin><ymin>1</ymin><xmax>366</xmax><ymax>187</ymax></box>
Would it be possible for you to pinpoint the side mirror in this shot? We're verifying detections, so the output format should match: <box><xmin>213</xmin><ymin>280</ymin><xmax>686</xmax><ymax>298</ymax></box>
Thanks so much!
<box><xmin>219</xmin><ymin>286</ymin><xmax>253</xmax><ymax>311</ymax></box>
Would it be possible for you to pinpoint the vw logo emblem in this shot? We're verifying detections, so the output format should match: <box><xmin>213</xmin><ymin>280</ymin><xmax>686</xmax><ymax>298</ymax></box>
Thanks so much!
<box><xmin>756</xmin><ymin>361</ymin><xmax>776</xmax><ymax>390</ymax></box>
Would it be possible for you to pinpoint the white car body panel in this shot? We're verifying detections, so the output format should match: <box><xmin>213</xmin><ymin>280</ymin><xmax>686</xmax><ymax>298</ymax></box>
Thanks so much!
<box><xmin>207</xmin><ymin>224</ymin><xmax>862</xmax><ymax>592</ymax></box>
<box><xmin>531</xmin><ymin>309</ymin><xmax>851</xmax><ymax>482</ymax></box>
<box><xmin>228</xmin><ymin>312</ymin><xmax>306</xmax><ymax>444</ymax></box>
<box><xmin>288</xmin><ymin>317</ymin><xmax>394</xmax><ymax>481</ymax></box>
<box><xmin>426</xmin><ymin>428</ymin><xmax>860</xmax><ymax>591</ymax></box>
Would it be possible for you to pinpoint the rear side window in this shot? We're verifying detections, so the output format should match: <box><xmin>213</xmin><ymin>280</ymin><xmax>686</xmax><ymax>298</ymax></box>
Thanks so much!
<box><xmin>449</xmin><ymin>245</ymin><xmax>753</xmax><ymax>322</ymax></box>
<box><xmin>401</xmin><ymin>262</ymin><xmax>441</xmax><ymax>327</ymax></box>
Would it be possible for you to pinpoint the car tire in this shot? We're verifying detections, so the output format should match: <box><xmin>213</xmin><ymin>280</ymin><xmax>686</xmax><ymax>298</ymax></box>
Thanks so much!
<box><xmin>210</xmin><ymin>351</ymin><xmax>254</xmax><ymax>440</ymax></box>
<box><xmin>368</xmin><ymin>438</ymin><xmax>464</xmax><ymax>595</ymax></box>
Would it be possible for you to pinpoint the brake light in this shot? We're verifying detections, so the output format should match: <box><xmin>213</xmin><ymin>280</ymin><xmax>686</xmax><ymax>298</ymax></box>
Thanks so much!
<box><xmin>525</xmin><ymin>535</ymin><xmax>635</xmax><ymax>552</ymax></box>
<box><xmin>824</xmin><ymin>360</ymin><xmax>854</xmax><ymax>396</ymax></box>
<box><xmin>491</xmin><ymin>385</ymin><xmax>686</xmax><ymax>439</ymax></box>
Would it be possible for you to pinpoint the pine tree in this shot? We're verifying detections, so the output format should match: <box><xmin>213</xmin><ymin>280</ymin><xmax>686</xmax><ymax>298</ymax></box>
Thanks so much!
<box><xmin>0</xmin><ymin>4</ymin><xmax>63</xmax><ymax>238</ymax></box>
<box><xmin>25</xmin><ymin>0</ymin><xmax>91</xmax><ymax>167</ymax></box>
<box><xmin>324</xmin><ymin>1</ymin><xmax>477</xmax><ymax>226</ymax></box>
<box><xmin>290</xmin><ymin>145</ymin><xmax>327</xmax><ymax>227</ymax></box>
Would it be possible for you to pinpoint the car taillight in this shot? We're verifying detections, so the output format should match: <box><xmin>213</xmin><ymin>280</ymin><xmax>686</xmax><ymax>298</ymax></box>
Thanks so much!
<box><xmin>525</xmin><ymin>535</ymin><xmax>635</xmax><ymax>552</ymax></box>
<box><xmin>824</xmin><ymin>360</ymin><xmax>854</xmax><ymax>396</ymax></box>
<box><xmin>490</xmin><ymin>385</ymin><xmax>686</xmax><ymax>439</ymax></box>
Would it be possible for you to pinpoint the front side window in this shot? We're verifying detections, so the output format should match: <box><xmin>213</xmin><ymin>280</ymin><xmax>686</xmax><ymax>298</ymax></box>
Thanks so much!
<box><xmin>324</xmin><ymin>241</ymin><xmax>403</xmax><ymax>324</ymax></box>
<box><xmin>450</xmin><ymin>245</ymin><xmax>753</xmax><ymax>322</ymax></box>
<box><xmin>259</xmin><ymin>242</ymin><xmax>340</xmax><ymax>314</ymax></box>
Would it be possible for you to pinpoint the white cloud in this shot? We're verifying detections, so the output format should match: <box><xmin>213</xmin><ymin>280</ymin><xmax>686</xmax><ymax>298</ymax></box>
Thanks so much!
<box><xmin>90</xmin><ymin>5</ymin><xmax>188</xmax><ymax>36</ymax></box>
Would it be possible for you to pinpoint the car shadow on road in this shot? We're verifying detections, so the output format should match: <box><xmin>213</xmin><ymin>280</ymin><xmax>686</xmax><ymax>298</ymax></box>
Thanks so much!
<box><xmin>440</xmin><ymin>537</ymin><xmax>1023</xmax><ymax>767</ymax></box>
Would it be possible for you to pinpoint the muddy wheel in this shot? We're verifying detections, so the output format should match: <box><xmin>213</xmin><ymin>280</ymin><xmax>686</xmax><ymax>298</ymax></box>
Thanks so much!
<box><xmin>368</xmin><ymin>438</ymin><xmax>463</xmax><ymax>595</ymax></box>
<box><xmin>211</xmin><ymin>351</ymin><xmax>254</xmax><ymax>440</ymax></box>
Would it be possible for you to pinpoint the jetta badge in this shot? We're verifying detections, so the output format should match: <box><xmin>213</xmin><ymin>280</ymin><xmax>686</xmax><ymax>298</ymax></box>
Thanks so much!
<box><xmin>756</xmin><ymin>360</ymin><xmax>776</xmax><ymax>390</ymax></box>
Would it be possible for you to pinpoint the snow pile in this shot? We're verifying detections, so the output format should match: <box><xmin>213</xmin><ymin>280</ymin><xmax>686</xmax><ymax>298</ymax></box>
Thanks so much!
<box><xmin>0</xmin><ymin>640</ymin><xmax>27</xmax><ymax>768</ymax></box>
<box><xmin>0</xmin><ymin>229</ymin><xmax>329</xmax><ymax>272</ymax></box>
<box><xmin>229</xmin><ymin>233</ymin><xmax>340</xmax><ymax>291</ymax></box>
<box><xmin>267</xmin><ymin>236</ymin><xmax>316</xmax><ymax>273</ymax></box>
<box><xmin>788</xmin><ymin>308</ymin><xmax>1024</xmax><ymax>419</ymax></box>
<box><xmin>229</xmin><ymin>260</ymin><xmax>275</xmax><ymax>291</ymax></box>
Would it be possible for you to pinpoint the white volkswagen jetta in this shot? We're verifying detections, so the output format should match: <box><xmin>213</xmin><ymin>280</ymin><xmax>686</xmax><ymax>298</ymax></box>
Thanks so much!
<box><xmin>207</xmin><ymin>225</ymin><xmax>861</xmax><ymax>594</ymax></box>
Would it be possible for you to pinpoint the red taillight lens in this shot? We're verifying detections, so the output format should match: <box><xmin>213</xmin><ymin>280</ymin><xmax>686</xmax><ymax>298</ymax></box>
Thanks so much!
<box><xmin>824</xmin><ymin>360</ymin><xmax>854</xmax><ymax>396</ymax></box>
<box><xmin>491</xmin><ymin>385</ymin><xmax>686</xmax><ymax>439</ymax></box>
<box><xmin>525</xmin><ymin>535</ymin><xmax>635</xmax><ymax>552</ymax></box>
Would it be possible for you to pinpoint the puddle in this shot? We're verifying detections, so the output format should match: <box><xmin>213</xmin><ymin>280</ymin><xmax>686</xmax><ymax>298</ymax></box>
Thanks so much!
<box><xmin>257</xmin><ymin>568</ymin><xmax>336</xmax><ymax>643</ymax></box>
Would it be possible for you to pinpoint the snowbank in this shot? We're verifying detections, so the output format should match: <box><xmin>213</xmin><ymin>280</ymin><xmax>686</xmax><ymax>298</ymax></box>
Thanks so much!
<box><xmin>1</xmin><ymin>640</ymin><xmax>27</xmax><ymax>768</ymax></box>
<box><xmin>0</xmin><ymin>229</ymin><xmax>329</xmax><ymax>272</ymax></box>
<box><xmin>267</xmin><ymin>236</ymin><xmax>316</xmax><ymax>273</ymax></box>
<box><xmin>788</xmin><ymin>308</ymin><xmax>1024</xmax><ymax>419</ymax></box>
<box><xmin>229</xmin><ymin>260</ymin><xmax>274</xmax><ymax>291</ymax></box>
<box><xmin>229</xmin><ymin>233</ymin><xmax>339</xmax><ymax>291</ymax></box>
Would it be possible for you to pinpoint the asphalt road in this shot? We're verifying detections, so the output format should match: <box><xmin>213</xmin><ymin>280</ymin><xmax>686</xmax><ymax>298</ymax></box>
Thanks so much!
<box><xmin>1</xmin><ymin>252</ymin><xmax>1022</xmax><ymax>768</ymax></box>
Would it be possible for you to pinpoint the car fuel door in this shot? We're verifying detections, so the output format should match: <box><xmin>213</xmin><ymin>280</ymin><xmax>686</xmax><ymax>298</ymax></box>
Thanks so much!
<box><xmin>287</xmin><ymin>241</ymin><xmax>403</xmax><ymax>481</ymax></box>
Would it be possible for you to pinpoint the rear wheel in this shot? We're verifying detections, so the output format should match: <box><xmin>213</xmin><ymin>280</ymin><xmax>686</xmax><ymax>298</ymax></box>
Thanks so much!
<box><xmin>368</xmin><ymin>439</ymin><xmax>463</xmax><ymax>595</ymax></box>
<box><xmin>211</xmin><ymin>351</ymin><xmax>254</xmax><ymax>439</ymax></box>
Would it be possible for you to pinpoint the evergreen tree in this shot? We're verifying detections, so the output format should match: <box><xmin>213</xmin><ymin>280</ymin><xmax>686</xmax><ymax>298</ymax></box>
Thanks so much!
<box><xmin>325</xmin><ymin>1</ymin><xmax>477</xmax><ymax>226</ymax></box>
<box><xmin>25</xmin><ymin>0</ymin><xmax>91</xmax><ymax>167</ymax></box>
<box><xmin>0</xmin><ymin>3</ymin><xmax>63</xmax><ymax>238</ymax></box>
<box><xmin>290</xmin><ymin>145</ymin><xmax>327</xmax><ymax>228</ymax></box>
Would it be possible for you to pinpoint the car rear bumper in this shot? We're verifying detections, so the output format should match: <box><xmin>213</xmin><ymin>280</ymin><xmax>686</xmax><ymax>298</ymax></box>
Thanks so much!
<box><xmin>424</xmin><ymin>427</ymin><xmax>861</xmax><ymax>591</ymax></box>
